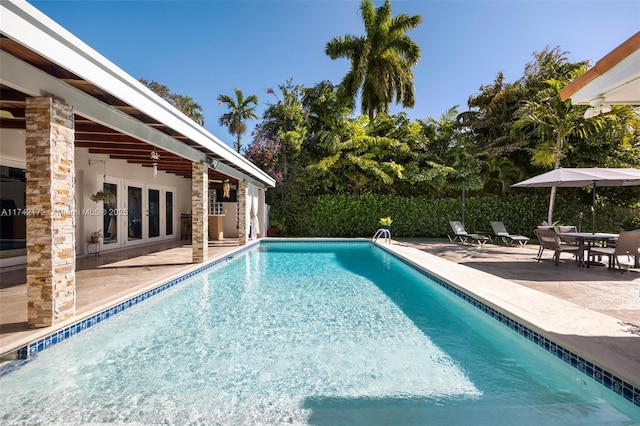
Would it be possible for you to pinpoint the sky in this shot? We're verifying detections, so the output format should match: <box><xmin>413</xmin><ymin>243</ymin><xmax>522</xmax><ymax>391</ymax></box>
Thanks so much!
<box><xmin>29</xmin><ymin>0</ymin><xmax>640</xmax><ymax>151</ymax></box>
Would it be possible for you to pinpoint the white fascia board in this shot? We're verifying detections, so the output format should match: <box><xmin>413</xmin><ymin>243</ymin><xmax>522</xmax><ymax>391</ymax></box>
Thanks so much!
<box><xmin>569</xmin><ymin>49</ymin><xmax>640</xmax><ymax>105</ymax></box>
<box><xmin>1</xmin><ymin>0</ymin><xmax>275</xmax><ymax>188</ymax></box>
<box><xmin>0</xmin><ymin>51</ymin><xmax>269</xmax><ymax>189</ymax></box>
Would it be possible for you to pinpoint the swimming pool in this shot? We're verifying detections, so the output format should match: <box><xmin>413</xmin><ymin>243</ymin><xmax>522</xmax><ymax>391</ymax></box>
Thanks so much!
<box><xmin>0</xmin><ymin>241</ymin><xmax>638</xmax><ymax>424</ymax></box>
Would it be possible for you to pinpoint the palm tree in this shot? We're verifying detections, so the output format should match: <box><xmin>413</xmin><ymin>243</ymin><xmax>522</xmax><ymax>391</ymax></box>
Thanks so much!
<box><xmin>325</xmin><ymin>0</ymin><xmax>422</xmax><ymax>121</ymax></box>
<box><xmin>217</xmin><ymin>88</ymin><xmax>259</xmax><ymax>153</ymax></box>
<box><xmin>512</xmin><ymin>79</ymin><xmax>606</xmax><ymax>223</ymax></box>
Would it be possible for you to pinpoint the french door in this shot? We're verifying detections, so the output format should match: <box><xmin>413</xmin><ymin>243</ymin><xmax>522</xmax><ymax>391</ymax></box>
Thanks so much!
<box><xmin>97</xmin><ymin>178</ymin><xmax>175</xmax><ymax>250</ymax></box>
<box><xmin>147</xmin><ymin>184</ymin><xmax>174</xmax><ymax>243</ymax></box>
<box><xmin>126</xmin><ymin>182</ymin><xmax>145</xmax><ymax>246</ymax></box>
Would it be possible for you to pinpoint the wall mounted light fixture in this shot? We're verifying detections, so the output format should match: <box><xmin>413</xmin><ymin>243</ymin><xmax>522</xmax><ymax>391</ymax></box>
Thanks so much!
<box><xmin>207</xmin><ymin>156</ymin><xmax>219</xmax><ymax>169</ymax></box>
<box><xmin>583</xmin><ymin>96</ymin><xmax>612</xmax><ymax>119</ymax></box>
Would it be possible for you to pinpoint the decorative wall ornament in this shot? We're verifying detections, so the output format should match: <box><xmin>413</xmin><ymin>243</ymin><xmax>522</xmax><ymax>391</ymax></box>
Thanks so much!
<box><xmin>150</xmin><ymin>150</ymin><xmax>160</xmax><ymax>177</ymax></box>
<box><xmin>223</xmin><ymin>180</ymin><xmax>230</xmax><ymax>198</ymax></box>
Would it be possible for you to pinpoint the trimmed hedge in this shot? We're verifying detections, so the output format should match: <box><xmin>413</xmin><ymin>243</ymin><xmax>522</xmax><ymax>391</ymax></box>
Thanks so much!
<box><xmin>300</xmin><ymin>193</ymin><xmax>631</xmax><ymax>238</ymax></box>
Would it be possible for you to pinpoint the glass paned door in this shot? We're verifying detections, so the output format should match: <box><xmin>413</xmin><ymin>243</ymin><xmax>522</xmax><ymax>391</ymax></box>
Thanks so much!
<box><xmin>165</xmin><ymin>191</ymin><xmax>173</xmax><ymax>236</ymax></box>
<box><xmin>102</xmin><ymin>182</ymin><xmax>118</xmax><ymax>245</ymax></box>
<box><xmin>127</xmin><ymin>186</ymin><xmax>143</xmax><ymax>241</ymax></box>
<box><xmin>148</xmin><ymin>188</ymin><xmax>160</xmax><ymax>239</ymax></box>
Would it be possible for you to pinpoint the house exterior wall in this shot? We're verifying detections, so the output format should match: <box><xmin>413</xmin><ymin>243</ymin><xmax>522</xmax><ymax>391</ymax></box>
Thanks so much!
<box><xmin>1</xmin><ymin>130</ymin><xmax>192</xmax><ymax>260</ymax></box>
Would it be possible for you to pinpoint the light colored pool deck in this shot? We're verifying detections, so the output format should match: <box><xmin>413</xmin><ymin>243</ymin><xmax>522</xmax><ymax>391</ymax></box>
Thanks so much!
<box><xmin>1</xmin><ymin>238</ymin><xmax>639</xmax><ymax>392</ymax></box>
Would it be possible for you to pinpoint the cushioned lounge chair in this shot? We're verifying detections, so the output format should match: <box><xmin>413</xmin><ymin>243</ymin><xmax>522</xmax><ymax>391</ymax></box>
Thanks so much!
<box><xmin>448</xmin><ymin>221</ymin><xmax>492</xmax><ymax>247</ymax></box>
<box><xmin>588</xmin><ymin>229</ymin><xmax>640</xmax><ymax>273</ymax></box>
<box><xmin>490</xmin><ymin>221</ymin><xmax>530</xmax><ymax>247</ymax></box>
<box><xmin>534</xmin><ymin>228</ymin><xmax>580</xmax><ymax>265</ymax></box>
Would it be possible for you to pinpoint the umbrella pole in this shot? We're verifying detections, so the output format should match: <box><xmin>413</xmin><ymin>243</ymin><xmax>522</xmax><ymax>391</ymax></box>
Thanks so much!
<box><xmin>591</xmin><ymin>181</ymin><xmax>596</xmax><ymax>234</ymax></box>
<box><xmin>461</xmin><ymin>180</ymin><xmax>466</xmax><ymax>228</ymax></box>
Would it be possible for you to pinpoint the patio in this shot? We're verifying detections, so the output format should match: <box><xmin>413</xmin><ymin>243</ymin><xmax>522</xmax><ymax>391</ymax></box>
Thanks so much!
<box><xmin>399</xmin><ymin>238</ymin><xmax>640</xmax><ymax>324</ymax></box>
<box><xmin>0</xmin><ymin>239</ymin><xmax>242</xmax><ymax>357</ymax></box>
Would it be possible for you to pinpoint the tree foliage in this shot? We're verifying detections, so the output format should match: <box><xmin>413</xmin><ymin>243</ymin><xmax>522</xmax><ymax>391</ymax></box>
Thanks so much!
<box><xmin>217</xmin><ymin>88</ymin><xmax>259</xmax><ymax>153</ymax></box>
<box><xmin>139</xmin><ymin>78</ymin><xmax>205</xmax><ymax>125</ymax></box>
<box><xmin>326</xmin><ymin>0</ymin><xmax>422</xmax><ymax>121</ymax></box>
<box><xmin>239</xmin><ymin>6</ymin><xmax>640</xmax><ymax>236</ymax></box>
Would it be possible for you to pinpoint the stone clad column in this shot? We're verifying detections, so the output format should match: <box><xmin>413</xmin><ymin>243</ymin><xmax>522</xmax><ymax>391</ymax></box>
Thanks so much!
<box><xmin>237</xmin><ymin>180</ymin><xmax>248</xmax><ymax>245</ymax></box>
<box><xmin>25</xmin><ymin>97</ymin><xmax>76</xmax><ymax>328</ymax></box>
<box><xmin>192</xmin><ymin>161</ymin><xmax>208</xmax><ymax>263</ymax></box>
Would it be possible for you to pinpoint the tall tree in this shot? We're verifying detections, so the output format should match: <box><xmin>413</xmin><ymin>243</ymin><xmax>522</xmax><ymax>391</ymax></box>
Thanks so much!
<box><xmin>325</xmin><ymin>0</ymin><xmax>422</xmax><ymax>121</ymax></box>
<box><xmin>512</xmin><ymin>79</ymin><xmax>606</xmax><ymax>223</ymax></box>
<box><xmin>217</xmin><ymin>88</ymin><xmax>259</xmax><ymax>153</ymax></box>
<box><xmin>139</xmin><ymin>78</ymin><xmax>205</xmax><ymax>125</ymax></box>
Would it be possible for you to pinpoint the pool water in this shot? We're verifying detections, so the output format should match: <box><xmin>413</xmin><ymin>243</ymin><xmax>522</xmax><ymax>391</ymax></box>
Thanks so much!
<box><xmin>0</xmin><ymin>242</ymin><xmax>637</xmax><ymax>424</ymax></box>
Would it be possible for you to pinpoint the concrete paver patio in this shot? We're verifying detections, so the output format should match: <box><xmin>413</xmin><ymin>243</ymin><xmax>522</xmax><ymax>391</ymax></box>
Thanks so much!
<box><xmin>398</xmin><ymin>238</ymin><xmax>640</xmax><ymax>324</ymax></box>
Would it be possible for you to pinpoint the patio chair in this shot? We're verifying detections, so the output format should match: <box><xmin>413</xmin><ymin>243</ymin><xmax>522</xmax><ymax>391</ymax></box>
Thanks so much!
<box><xmin>587</xmin><ymin>229</ymin><xmax>640</xmax><ymax>273</ymax></box>
<box><xmin>557</xmin><ymin>225</ymin><xmax>579</xmax><ymax>245</ymax></box>
<box><xmin>448</xmin><ymin>221</ymin><xmax>492</xmax><ymax>247</ymax></box>
<box><xmin>534</xmin><ymin>228</ymin><xmax>580</xmax><ymax>265</ymax></box>
<box><xmin>490</xmin><ymin>221</ymin><xmax>530</xmax><ymax>247</ymax></box>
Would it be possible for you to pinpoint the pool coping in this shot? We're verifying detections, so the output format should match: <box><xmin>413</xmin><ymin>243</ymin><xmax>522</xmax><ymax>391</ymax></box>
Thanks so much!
<box><xmin>0</xmin><ymin>240</ymin><xmax>261</xmax><ymax>374</ymax></box>
<box><xmin>1</xmin><ymin>238</ymin><xmax>639</xmax><ymax>410</ymax></box>
<box><xmin>374</xmin><ymin>241</ymin><xmax>640</xmax><ymax>409</ymax></box>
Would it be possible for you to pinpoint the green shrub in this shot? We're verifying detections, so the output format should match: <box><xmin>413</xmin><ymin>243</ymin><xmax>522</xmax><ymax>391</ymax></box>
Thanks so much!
<box><xmin>266</xmin><ymin>188</ymin><xmax>631</xmax><ymax>238</ymax></box>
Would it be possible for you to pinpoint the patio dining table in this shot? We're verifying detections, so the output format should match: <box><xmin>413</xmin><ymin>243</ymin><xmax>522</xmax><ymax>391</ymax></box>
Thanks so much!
<box><xmin>557</xmin><ymin>232</ymin><xmax>619</xmax><ymax>267</ymax></box>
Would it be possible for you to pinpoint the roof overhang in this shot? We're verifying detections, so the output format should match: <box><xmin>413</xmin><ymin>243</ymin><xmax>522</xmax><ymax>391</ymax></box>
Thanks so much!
<box><xmin>0</xmin><ymin>0</ymin><xmax>275</xmax><ymax>188</ymax></box>
<box><xmin>560</xmin><ymin>31</ymin><xmax>640</xmax><ymax>106</ymax></box>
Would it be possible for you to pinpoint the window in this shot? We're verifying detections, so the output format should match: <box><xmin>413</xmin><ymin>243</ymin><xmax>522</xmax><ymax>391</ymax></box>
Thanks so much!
<box><xmin>0</xmin><ymin>166</ymin><xmax>26</xmax><ymax>254</ymax></box>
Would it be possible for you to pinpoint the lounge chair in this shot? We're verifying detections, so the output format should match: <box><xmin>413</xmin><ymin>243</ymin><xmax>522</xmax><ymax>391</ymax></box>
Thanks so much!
<box><xmin>490</xmin><ymin>221</ymin><xmax>530</xmax><ymax>247</ymax></box>
<box><xmin>588</xmin><ymin>229</ymin><xmax>640</xmax><ymax>273</ymax></box>
<box><xmin>448</xmin><ymin>221</ymin><xmax>492</xmax><ymax>247</ymax></box>
<box><xmin>534</xmin><ymin>228</ymin><xmax>580</xmax><ymax>265</ymax></box>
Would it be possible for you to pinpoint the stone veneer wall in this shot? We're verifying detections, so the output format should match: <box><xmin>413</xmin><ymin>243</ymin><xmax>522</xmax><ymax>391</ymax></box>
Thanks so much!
<box><xmin>191</xmin><ymin>161</ymin><xmax>208</xmax><ymax>263</ymax></box>
<box><xmin>237</xmin><ymin>180</ymin><xmax>248</xmax><ymax>245</ymax></box>
<box><xmin>25</xmin><ymin>97</ymin><xmax>76</xmax><ymax>328</ymax></box>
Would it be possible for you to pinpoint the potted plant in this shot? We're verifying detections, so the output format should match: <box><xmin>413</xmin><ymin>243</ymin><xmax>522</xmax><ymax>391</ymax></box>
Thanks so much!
<box><xmin>90</xmin><ymin>230</ymin><xmax>102</xmax><ymax>244</ymax></box>
<box><xmin>90</xmin><ymin>190</ymin><xmax>116</xmax><ymax>203</ymax></box>
<box><xmin>379</xmin><ymin>217</ymin><xmax>393</xmax><ymax>229</ymax></box>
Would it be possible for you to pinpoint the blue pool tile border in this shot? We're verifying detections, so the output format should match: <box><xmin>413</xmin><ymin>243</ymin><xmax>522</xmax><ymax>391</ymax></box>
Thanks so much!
<box><xmin>262</xmin><ymin>238</ymin><xmax>365</xmax><ymax>244</ymax></box>
<box><xmin>377</xmin><ymin>243</ymin><xmax>640</xmax><ymax>408</ymax></box>
<box><xmin>0</xmin><ymin>241</ymin><xmax>260</xmax><ymax>376</ymax></box>
<box><xmin>2</xmin><ymin>239</ymin><xmax>639</xmax><ymax>410</ymax></box>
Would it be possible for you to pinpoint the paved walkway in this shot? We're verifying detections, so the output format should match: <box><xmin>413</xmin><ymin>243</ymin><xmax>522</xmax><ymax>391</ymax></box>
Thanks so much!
<box><xmin>398</xmin><ymin>238</ymin><xmax>640</xmax><ymax>324</ymax></box>
<box><xmin>1</xmin><ymin>237</ymin><xmax>639</xmax><ymax>390</ymax></box>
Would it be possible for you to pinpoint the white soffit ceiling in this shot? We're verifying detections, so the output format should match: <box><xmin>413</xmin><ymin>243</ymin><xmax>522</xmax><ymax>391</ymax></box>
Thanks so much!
<box><xmin>570</xmin><ymin>49</ymin><xmax>640</xmax><ymax>105</ymax></box>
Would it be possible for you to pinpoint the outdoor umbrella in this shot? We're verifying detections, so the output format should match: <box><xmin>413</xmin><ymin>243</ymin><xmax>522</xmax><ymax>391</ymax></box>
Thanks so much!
<box><xmin>511</xmin><ymin>168</ymin><xmax>640</xmax><ymax>231</ymax></box>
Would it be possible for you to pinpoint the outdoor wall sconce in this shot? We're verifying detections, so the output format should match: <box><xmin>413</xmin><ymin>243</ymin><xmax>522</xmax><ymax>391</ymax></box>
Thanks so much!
<box><xmin>207</xmin><ymin>156</ymin><xmax>219</xmax><ymax>169</ymax></box>
<box><xmin>150</xmin><ymin>149</ymin><xmax>160</xmax><ymax>177</ymax></box>
<box><xmin>583</xmin><ymin>96</ymin><xmax>612</xmax><ymax>119</ymax></box>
